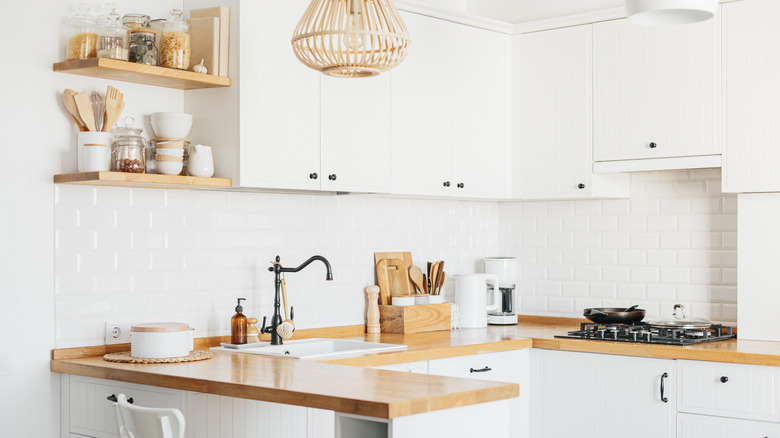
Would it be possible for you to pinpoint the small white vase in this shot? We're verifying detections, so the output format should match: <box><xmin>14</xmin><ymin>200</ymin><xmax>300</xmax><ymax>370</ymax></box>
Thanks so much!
<box><xmin>188</xmin><ymin>144</ymin><xmax>214</xmax><ymax>177</ymax></box>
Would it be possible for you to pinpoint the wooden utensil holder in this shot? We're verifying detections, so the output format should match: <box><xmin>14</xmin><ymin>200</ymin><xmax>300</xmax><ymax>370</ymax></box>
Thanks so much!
<box><xmin>378</xmin><ymin>303</ymin><xmax>451</xmax><ymax>334</ymax></box>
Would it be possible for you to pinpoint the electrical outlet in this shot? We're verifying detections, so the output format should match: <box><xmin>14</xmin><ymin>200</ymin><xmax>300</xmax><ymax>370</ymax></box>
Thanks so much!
<box><xmin>105</xmin><ymin>321</ymin><xmax>133</xmax><ymax>345</ymax></box>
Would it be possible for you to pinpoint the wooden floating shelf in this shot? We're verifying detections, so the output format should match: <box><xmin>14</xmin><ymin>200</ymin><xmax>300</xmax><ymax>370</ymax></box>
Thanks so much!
<box><xmin>54</xmin><ymin>172</ymin><xmax>231</xmax><ymax>190</ymax></box>
<box><xmin>53</xmin><ymin>58</ymin><xmax>231</xmax><ymax>90</ymax></box>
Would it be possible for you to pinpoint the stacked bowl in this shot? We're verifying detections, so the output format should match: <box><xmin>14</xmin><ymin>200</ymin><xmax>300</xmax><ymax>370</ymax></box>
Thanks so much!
<box><xmin>150</xmin><ymin>113</ymin><xmax>193</xmax><ymax>176</ymax></box>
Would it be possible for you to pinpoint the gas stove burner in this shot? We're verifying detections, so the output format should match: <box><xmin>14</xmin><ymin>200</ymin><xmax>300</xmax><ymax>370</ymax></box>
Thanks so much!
<box><xmin>555</xmin><ymin>322</ymin><xmax>736</xmax><ymax>346</ymax></box>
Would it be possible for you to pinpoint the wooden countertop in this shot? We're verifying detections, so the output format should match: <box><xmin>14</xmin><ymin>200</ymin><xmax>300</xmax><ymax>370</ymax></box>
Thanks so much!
<box><xmin>51</xmin><ymin>317</ymin><xmax>780</xmax><ymax>419</ymax></box>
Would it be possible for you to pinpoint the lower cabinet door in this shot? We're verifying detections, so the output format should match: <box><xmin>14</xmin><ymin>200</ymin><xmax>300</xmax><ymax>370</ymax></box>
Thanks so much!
<box><xmin>67</xmin><ymin>376</ymin><xmax>185</xmax><ymax>438</ymax></box>
<box><xmin>428</xmin><ymin>349</ymin><xmax>529</xmax><ymax>438</ymax></box>
<box><xmin>678</xmin><ymin>413</ymin><xmax>780</xmax><ymax>438</ymax></box>
<box><xmin>531</xmin><ymin>349</ymin><xmax>675</xmax><ymax>438</ymax></box>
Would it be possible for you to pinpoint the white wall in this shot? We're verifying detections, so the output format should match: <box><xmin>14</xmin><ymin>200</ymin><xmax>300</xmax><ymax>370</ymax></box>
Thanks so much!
<box><xmin>737</xmin><ymin>193</ymin><xmax>780</xmax><ymax>341</ymax></box>
<box><xmin>1</xmin><ymin>0</ymin><xmax>181</xmax><ymax>435</ymax></box>
<box><xmin>500</xmin><ymin>169</ymin><xmax>737</xmax><ymax>323</ymax></box>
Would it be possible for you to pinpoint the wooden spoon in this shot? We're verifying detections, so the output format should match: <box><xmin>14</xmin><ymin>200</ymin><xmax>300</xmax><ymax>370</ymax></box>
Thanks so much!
<box><xmin>75</xmin><ymin>91</ymin><xmax>96</xmax><ymax>131</ymax></box>
<box><xmin>62</xmin><ymin>89</ymin><xmax>87</xmax><ymax>131</ymax></box>
<box><xmin>103</xmin><ymin>86</ymin><xmax>124</xmax><ymax>132</ymax></box>
<box><xmin>434</xmin><ymin>261</ymin><xmax>445</xmax><ymax>295</ymax></box>
<box><xmin>409</xmin><ymin>266</ymin><xmax>425</xmax><ymax>294</ymax></box>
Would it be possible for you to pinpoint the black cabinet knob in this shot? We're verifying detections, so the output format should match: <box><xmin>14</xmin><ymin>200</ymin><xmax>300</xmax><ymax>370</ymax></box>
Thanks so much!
<box><xmin>720</xmin><ymin>376</ymin><xmax>729</xmax><ymax>383</ymax></box>
<box><xmin>309</xmin><ymin>173</ymin><xmax>318</xmax><ymax>180</ymax></box>
<box><xmin>649</xmin><ymin>142</ymin><xmax>658</xmax><ymax>149</ymax></box>
<box><xmin>328</xmin><ymin>174</ymin><xmax>337</xmax><ymax>181</ymax></box>
<box><xmin>578</xmin><ymin>183</ymin><xmax>586</xmax><ymax>189</ymax></box>
<box><xmin>443</xmin><ymin>181</ymin><xmax>451</xmax><ymax>187</ymax></box>
<box><xmin>457</xmin><ymin>183</ymin><xmax>464</xmax><ymax>188</ymax></box>
<box><xmin>107</xmin><ymin>394</ymin><xmax>133</xmax><ymax>404</ymax></box>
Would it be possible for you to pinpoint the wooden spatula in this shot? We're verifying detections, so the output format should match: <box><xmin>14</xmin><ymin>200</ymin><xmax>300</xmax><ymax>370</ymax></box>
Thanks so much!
<box><xmin>74</xmin><ymin>92</ymin><xmax>96</xmax><ymax>131</ymax></box>
<box><xmin>409</xmin><ymin>266</ymin><xmax>425</xmax><ymax>294</ymax></box>
<box><xmin>62</xmin><ymin>89</ymin><xmax>87</xmax><ymax>131</ymax></box>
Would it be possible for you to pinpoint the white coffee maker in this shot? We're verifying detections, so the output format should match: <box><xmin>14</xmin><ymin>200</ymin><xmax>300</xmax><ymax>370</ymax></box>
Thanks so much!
<box><xmin>484</xmin><ymin>257</ymin><xmax>518</xmax><ymax>325</ymax></box>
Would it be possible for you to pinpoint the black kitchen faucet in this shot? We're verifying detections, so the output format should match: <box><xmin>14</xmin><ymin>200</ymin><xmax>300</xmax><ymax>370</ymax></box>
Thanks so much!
<box><xmin>262</xmin><ymin>255</ymin><xmax>333</xmax><ymax>345</ymax></box>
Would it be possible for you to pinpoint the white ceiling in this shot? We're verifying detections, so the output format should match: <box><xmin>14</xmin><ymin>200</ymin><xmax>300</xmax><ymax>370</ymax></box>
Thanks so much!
<box><xmin>406</xmin><ymin>0</ymin><xmax>625</xmax><ymax>24</ymax></box>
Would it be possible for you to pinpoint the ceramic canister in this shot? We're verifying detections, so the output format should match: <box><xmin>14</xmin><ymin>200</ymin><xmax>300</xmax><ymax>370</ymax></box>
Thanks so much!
<box><xmin>130</xmin><ymin>322</ymin><xmax>193</xmax><ymax>358</ymax></box>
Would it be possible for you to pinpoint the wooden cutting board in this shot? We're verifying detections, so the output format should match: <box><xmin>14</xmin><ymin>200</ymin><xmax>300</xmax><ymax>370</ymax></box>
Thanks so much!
<box><xmin>374</xmin><ymin>252</ymin><xmax>413</xmax><ymax>305</ymax></box>
<box><xmin>374</xmin><ymin>252</ymin><xmax>413</xmax><ymax>296</ymax></box>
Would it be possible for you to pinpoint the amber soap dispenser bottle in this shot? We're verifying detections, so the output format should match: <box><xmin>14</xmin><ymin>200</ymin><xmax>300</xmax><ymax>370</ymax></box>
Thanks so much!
<box><xmin>231</xmin><ymin>298</ymin><xmax>248</xmax><ymax>344</ymax></box>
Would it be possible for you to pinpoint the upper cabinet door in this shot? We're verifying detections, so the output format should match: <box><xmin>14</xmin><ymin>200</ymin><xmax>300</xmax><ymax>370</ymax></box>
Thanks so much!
<box><xmin>722</xmin><ymin>0</ymin><xmax>780</xmax><ymax>193</ymax></box>
<box><xmin>519</xmin><ymin>25</ymin><xmax>594</xmax><ymax>199</ymax></box>
<box><xmin>321</xmin><ymin>75</ymin><xmax>391</xmax><ymax>194</ymax></box>
<box><xmin>240</xmin><ymin>0</ymin><xmax>321</xmax><ymax>190</ymax></box>
<box><xmin>593</xmin><ymin>18</ymin><xmax>718</xmax><ymax>161</ymax></box>
<box><xmin>390</xmin><ymin>12</ymin><xmax>454</xmax><ymax>197</ymax></box>
<box><xmin>450</xmin><ymin>26</ymin><xmax>508</xmax><ymax>199</ymax></box>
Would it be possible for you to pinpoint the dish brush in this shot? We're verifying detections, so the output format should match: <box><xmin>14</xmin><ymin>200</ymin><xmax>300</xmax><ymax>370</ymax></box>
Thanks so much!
<box><xmin>247</xmin><ymin>317</ymin><xmax>260</xmax><ymax>343</ymax></box>
<box><xmin>276</xmin><ymin>277</ymin><xmax>295</xmax><ymax>339</ymax></box>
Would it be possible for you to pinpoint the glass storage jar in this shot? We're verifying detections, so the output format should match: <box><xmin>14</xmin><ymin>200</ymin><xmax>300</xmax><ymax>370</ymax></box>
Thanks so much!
<box><xmin>97</xmin><ymin>12</ymin><xmax>128</xmax><ymax>60</ymax></box>
<box><xmin>160</xmin><ymin>9</ymin><xmax>190</xmax><ymax>69</ymax></box>
<box><xmin>111</xmin><ymin>118</ymin><xmax>147</xmax><ymax>173</ymax></box>
<box><xmin>122</xmin><ymin>13</ymin><xmax>150</xmax><ymax>30</ymax></box>
<box><xmin>129</xmin><ymin>29</ymin><xmax>157</xmax><ymax>65</ymax></box>
<box><xmin>65</xmin><ymin>4</ymin><xmax>97</xmax><ymax>61</ymax></box>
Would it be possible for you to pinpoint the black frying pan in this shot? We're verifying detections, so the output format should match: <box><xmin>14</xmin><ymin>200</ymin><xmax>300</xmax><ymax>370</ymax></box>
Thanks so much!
<box><xmin>583</xmin><ymin>307</ymin><xmax>646</xmax><ymax>324</ymax></box>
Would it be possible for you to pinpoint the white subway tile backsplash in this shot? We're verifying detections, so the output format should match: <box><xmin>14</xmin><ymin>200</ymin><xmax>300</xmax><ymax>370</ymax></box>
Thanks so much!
<box><xmin>54</xmin><ymin>170</ymin><xmax>737</xmax><ymax>346</ymax></box>
<box><xmin>501</xmin><ymin>171</ymin><xmax>734</xmax><ymax>321</ymax></box>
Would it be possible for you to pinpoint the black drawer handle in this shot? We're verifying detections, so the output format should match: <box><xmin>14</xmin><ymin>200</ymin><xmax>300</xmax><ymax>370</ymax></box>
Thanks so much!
<box><xmin>660</xmin><ymin>372</ymin><xmax>668</xmax><ymax>403</ymax></box>
<box><xmin>649</xmin><ymin>142</ymin><xmax>658</xmax><ymax>149</ymax></box>
<box><xmin>470</xmin><ymin>366</ymin><xmax>492</xmax><ymax>373</ymax></box>
<box><xmin>309</xmin><ymin>173</ymin><xmax>318</xmax><ymax>180</ymax></box>
<box><xmin>328</xmin><ymin>174</ymin><xmax>337</xmax><ymax>181</ymax></box>
<box><xmin>107</xmin><ymin>394</ymin><xmax>133</xmax><ymax>404</ymax></box>
<box><xmin>720</xmin><ymin>376</ymin><xmax>729</xmax><ymax>383</ymax></box>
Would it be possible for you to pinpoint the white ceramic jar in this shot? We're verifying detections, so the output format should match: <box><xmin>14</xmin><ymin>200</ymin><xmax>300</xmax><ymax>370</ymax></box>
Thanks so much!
<box><xmin>130</xmin><ymin>322</ymin><xmax>193</xmax><ymax>358</ymax></box>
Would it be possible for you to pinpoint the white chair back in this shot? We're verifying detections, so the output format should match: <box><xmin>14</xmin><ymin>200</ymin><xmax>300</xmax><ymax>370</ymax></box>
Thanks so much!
<box><xmin>113</xmin><ymin>393</ymin><xmax>185</xmax><ymax>438</ymax></box>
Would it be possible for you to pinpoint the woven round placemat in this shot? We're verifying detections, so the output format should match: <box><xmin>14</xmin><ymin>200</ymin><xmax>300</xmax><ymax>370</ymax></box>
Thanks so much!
<box><xmin>103</xmin><ymin>350</ymin><xmax>213</xmax><ymax>364</ymax></box>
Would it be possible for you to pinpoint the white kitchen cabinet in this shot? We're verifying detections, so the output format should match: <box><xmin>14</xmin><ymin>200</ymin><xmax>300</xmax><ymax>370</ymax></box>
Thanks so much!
<box><xmin>449</xmin><ymin>24</ymin><xmax>508</xmax><ymax>199</ymax></box>
<box><xmin>677</xmin><ymin>359</ymin><xmax>780</xmax><ymax>423</ymax></box>
<box><xmin>678</xmin><ymin>413</ymin><xmax>780</xmax><ymax>438</ymax></box>
<box><xmin>593</xmin><ymin>18</ymin><xmax>718</xmax><ymax>164</ymax></box>
<box><xmin>530</xmin><ymin>349</ymin><xmax>675</xmax><ymax>438</ymax></box>
<box><xmin>517</xmin><ymin>26</ymin><xmax>629</xmax><ymax>199</ymax></box>
<box><xmin>427</xmin><ymin>349</ymin><xmax>529</xmax><ymax>438</ymax></box>
<box><xmin>371</xmin><ymin>361</ymin><xmax>427</xmax><ymax>373</ymax></box>
<box><xmin>62</xmin><ymin>375</ymin><xmax>187</xmax><ymax>438</ymax></box>
<box><xmin>184</xmin><ymin>0</ymin><xmax>391</xmax><ymax>194</ymax></box>
<box><xmin>321</xmin><ymin>75</ymin><xmax>391</xmax><ymax>193</ymax></box>
<box><xmin>390</xmin><ymin>12</ymin><xmax>508</xmax><ymax>199</ymax></box>
<box><xmin>722</xmin><ymin>0</ymin><xmax>780</xmax><ymax>193</ymax></box>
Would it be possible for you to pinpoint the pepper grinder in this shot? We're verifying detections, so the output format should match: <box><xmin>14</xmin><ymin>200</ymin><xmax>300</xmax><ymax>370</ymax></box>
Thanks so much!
<box><xmin>366</xmin><ymin>285</ymin><xmax>380</xmax><ymax>334</ymax></box>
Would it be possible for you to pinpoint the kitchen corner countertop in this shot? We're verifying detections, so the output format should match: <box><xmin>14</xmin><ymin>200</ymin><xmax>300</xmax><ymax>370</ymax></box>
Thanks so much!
<box><xmin>51</xmin><ymin>317</ymin><xmax>780</xmax><ymax>419</ymax></box>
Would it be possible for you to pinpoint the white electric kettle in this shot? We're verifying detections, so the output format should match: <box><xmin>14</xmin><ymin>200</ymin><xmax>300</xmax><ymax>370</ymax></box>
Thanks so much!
<box><xmin>455</xmin><ymin>274</ymin><xmax>500</xmax><ymax>328</ymax></box>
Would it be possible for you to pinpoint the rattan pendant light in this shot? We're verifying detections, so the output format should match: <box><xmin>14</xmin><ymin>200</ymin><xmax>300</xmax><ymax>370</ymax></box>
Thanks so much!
<box><xmin>291</xmin><ymin>0</ymin><xmax>411</xmax><ymax>78</ymax></box>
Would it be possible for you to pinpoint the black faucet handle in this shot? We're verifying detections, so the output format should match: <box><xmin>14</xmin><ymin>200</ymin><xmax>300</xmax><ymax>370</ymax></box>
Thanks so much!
<box><xmin>290</xmin><ymin>306</ymin><xmax>294</xmax><ymax>321</ymax></box>
<box><xmin>260</xmin><ymin>316</ymin><xmax>267</xmax><ymax>333</ymax></box>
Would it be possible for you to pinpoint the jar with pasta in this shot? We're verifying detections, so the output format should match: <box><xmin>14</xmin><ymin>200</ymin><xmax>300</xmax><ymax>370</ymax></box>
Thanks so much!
<box><xmin>97</xmin><ymin>12</ymin><xmax>129</xmax><ymax>61</ymax></box>
<box><xmin>65</xmin><ymin>4</ymin><xmax>97</xmax><ymax>61</ymax></box>
<box><xmin>160</xmin><ymin>9</ymin><xmax>190</xmax><ymax>70</ymax></box>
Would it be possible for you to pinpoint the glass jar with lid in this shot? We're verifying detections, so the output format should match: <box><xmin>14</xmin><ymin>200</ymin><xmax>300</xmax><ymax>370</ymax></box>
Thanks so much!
<box><xmin>122</xmin><ymin>13</ymin><xmax>150</xmax><ymax>30</ymax></box>
<box><xmin>97</xmin><ymin>12</ymin><xmax>129</xmax><ymax>60</ymax></box>
<box><xmin>97</xmin><ymin>3</ymin><xmax>117</xmax><ymax>27</ymax></box>
<box><xmin>160</xmin><ymin>9</ymin><xmax>191</xmax><ymax>69</ymax></box>
<box><xmin>129</xmin><ymin>29</ymin><xmax>157</xmax><ymax>65</ymax></box>
<box><xmin>112</xmin><ymin>117</ymin><xmax>147</xmax><ymax>173</ymax></box>
<box><xmin>65</xmin><ymin>3</ymin><xmax>97</xmax><ymax>61</ymax></box>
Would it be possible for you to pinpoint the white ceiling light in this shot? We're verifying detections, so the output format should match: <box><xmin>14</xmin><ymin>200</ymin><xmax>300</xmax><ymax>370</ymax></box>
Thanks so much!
<box><xmin>626</xmin><ymin>0</ymin><xmax>717</xmax><ymax>25</ymax></box>
<box><xmin>291</xmin><ymin>0</ymin><xmax>412</xmax><ymax>78</ymax></box>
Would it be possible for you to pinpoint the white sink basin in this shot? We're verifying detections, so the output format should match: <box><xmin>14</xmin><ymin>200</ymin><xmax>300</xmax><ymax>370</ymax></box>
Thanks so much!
<box><xmin>214</xmin><ymin>338</ymin><xmax>407</xmax><ymax>360</ymax></box>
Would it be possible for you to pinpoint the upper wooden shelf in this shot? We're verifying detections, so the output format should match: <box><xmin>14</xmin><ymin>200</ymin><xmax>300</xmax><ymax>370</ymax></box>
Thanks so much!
<box><xmin>53</xmin><ymin>58</ymin><xmax>231</xmax><ymax>90</ymax></box>
<box><xmin>54</xmin><ymin>172</ymin><xmax>231</xmax><ymax>190</ymax></box>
